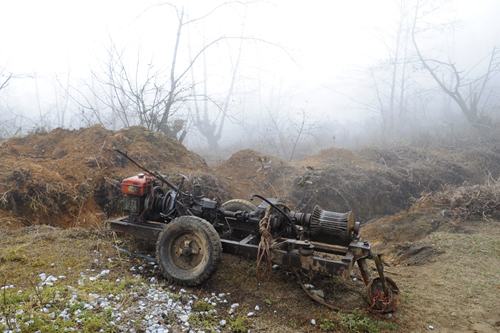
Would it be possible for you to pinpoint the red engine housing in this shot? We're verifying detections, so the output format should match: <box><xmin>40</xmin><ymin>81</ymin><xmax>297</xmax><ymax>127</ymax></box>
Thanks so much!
<box><xmin>121</xmin><ymin>173</ymin><xmax>153</xmax><ymax>196</ymax></box>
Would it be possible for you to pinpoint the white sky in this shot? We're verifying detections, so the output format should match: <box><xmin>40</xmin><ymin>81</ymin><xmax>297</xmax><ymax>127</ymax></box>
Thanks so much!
<box><xmin>1</xmin><ymin>0</ymin><xmax>493</xmax><ymax>75</ymax></box>
<box><xmin>1</xmin><ymin>0</ymin><xmax>499</xmax><ymax>122</ymax></box>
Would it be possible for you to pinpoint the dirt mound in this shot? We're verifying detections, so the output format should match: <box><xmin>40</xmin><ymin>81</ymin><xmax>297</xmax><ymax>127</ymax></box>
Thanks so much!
<box><xmin>2</xmin><ymin>125</ymin><xmax>500</xmax><ymax>232</ymax></box>
<box><xmin>211</xmin><ymin>149</ymin><xmax>293</xmax><ymax>201</ymax></box>
<box><xmin>0</xmin><ymin>125</ymin><xmax>211</xmax><ymax>228</ymax></box>
<box><xmin>213</xmin><ymin>145</ymin><xmax>496</xmax><ymax>221</ymax></box>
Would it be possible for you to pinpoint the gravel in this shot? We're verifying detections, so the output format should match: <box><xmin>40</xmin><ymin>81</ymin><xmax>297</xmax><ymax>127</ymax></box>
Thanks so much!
<box><xmin>0</xmin><ymin>252</ymin><xmax>250</xmax><ymax>333</ymax></box>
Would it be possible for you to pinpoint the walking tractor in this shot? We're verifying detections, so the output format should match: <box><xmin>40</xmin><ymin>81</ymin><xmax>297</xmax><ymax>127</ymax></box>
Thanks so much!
<box><xmin>107</xmin><ymin>149</ymin><xmax>400</xmax><ymax>313</ymax></box>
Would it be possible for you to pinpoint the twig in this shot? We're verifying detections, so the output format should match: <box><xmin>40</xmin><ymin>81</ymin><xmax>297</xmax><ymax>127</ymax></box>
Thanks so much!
<box><xmin>0</xmin><ymin>189</ymin><xmax>11</xmax><ymax>205</ymax></box>
<box><xmin>1</xmin><ymin>277</ymin><xmax>13</xmax><ymax>331</ymax></box>
<box><xmin>93</xmin><ymin>156</ymin><xmax>101</xmax><ymax>170</ymax></box>
<box><xmin>27</xmin><ymin>276</ymin><xmax>44</xmax><ymax>307</ymax></box>
<box><xmin>104</xmin><ymin>177</ymin><xmax>121</xmax><ymax>189</ymax></box>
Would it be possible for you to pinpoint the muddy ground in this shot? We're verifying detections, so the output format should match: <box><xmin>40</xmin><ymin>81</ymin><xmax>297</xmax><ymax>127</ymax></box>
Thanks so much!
<box><xmin>1</xmin><ymin>125</ymin><xmax>500</xmax><ymax>332</ymax></box>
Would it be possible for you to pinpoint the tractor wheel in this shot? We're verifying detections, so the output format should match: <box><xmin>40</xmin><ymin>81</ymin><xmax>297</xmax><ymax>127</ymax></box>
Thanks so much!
<box><xmin>222</xmin><ymin>199</ymin><xmax>257</xmax><ymax>212</ymax></box>
<box><xmin>156</xmin><ymin>216</ymin><xmax>222</xmax><ymax>286</ymax></box>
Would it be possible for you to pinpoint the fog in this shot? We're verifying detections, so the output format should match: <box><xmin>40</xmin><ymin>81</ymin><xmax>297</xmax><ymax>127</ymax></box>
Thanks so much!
<box><xmin>1</xmin><ymin>0</ymin><xmax>500</xmax><ymax>162</ymax></box>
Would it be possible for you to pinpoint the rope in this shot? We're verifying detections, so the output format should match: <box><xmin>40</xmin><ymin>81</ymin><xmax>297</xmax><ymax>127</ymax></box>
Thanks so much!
<box><xmin>256</xmin><ymin>206</ymin><xmax>273</xmax><ymax>279</ymax></box>
<box><xmin>256</xmin><ymin>202</ymin><xmax>291</xmax><ymax>280</ymax></box>
<box><xmin>369</xmin><ymin>290</ymin><xmax>396</xmax><ymax>313</ymax></box>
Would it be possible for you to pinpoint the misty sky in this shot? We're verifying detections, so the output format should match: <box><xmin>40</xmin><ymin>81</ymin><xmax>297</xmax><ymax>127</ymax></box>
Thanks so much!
<box><xmin>2</xmin><ymin>0</ymin><xmax>496</xmax><ymax>77</ymax></box>
<box><xmin>1</xmin><ymin>0</ymin><xmax>500</xmax><ymax>133</ymax></box>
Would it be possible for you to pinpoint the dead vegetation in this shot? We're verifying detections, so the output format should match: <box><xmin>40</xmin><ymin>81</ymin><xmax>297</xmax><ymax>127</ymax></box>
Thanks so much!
<box><xmin>419</xmin><ymin>182</ymin><xmax>500</xmax><ymax>223</ymax></box>
<box><xmin>2</xmin><ymin>125</ymin><xmax>500</xmax><ymax>228</ymax></box>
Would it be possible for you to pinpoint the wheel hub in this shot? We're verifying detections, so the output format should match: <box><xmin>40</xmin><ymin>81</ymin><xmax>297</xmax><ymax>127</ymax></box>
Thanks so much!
<box><xmin>171</xmin><ymin>233</ymin><xmax>203</xmax><ymax>270</ymax></box>
<box><xmin>182</xmin><ymin>246</ymin><xmax>192</xmax><ymax>256</ymax></box>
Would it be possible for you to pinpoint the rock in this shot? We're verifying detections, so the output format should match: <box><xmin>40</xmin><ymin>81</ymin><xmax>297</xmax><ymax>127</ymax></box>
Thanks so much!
<box><xmin>46</xmin><ymin>275</ymin><xmax>58</xmax><ymax>282</ymax></box>
<box><xmin>310</xmin><ymin>290</ymin><xmax>324</xmax><ymax>298</ymax></box>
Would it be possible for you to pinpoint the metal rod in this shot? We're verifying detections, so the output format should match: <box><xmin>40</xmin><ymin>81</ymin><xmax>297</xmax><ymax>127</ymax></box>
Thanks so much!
<box><xmin>374</xmin><ymin>253</ymin><xmax>389</xmax><ymax>296</ymax></box>
<box><xmin>114</xmin><ymin>148</ymin><xmax>179</xmax><ymax>191</ymax></box>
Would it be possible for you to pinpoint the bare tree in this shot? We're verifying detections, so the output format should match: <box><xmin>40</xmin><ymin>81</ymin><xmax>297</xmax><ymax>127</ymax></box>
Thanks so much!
<box><xmin>53</xmin><ymin>67</ymin><xmax>71</xmax><ymax>128</ymax></box>
<box><xmin>248</xmin><ymin>75</ymin><xmax>319</xmax><ymax>162</ymax></box>
<box><xmin>0</xmin><ymin>70</ymin><xmax>11</xmax><ymax>92</ymax></box>
<box><xmin>190</xmin><ymin>27</ymin><xmax>245</xmax><ymax>150</ymax></box>
<box><xmin>411</xmin><ymin>0</ymin><xmax>500</xmax><ymax>128</ymax></box>
<box><xmin>0</xmin><ymin>66</ymin><xmax>14</xmax><ymax>139</ymax></box>
<box><xmin>355</xmin><ymin>0</ymin><xmax>419</xmax><ymax>137</ymax></box>
<box><xmin>70</xmin><ymin>2</ymin><xmax>261</xmax><ymax>142</ymax></box>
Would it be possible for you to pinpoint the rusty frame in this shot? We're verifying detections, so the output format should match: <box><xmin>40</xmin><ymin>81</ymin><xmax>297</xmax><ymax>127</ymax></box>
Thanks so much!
<box><xmin>107</xmin><ymin>217</ymin><xmax>373</xmax><ymax>278</ymax></box>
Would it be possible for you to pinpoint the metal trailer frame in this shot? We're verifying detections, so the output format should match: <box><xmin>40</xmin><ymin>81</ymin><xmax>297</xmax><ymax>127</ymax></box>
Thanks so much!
<box><xmin>107</xmin><ymin>216</ymin><xmax>374</xmax><ymax>281</ymax></box>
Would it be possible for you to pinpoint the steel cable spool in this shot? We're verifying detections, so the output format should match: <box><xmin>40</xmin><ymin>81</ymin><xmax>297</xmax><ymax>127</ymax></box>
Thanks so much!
<box><xmin>309</xmin><ymin>205</ymin><xmax>355</xmax><ymax>246</ymax></box>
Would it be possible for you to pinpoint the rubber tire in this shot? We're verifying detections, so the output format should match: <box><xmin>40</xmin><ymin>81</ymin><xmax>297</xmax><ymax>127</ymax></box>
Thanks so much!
<box><xmin>156</xmin><ymin>216</ymin><xmax>222</xmax><ymax>286</ymax></box>
<box><xmin>222</xmin><ymin>199</ymin><xmax>257</xmax><ymax>212</ymax></box>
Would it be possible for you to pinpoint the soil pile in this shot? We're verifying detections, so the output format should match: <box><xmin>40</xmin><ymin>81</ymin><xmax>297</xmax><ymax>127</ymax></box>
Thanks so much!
<box><xmin>212</xmin><ymin>145</ymin><xmax>500</xmax><ymax>221</ymax></box>
<box><xmin>0</xmin><ymin>125</ymin><xmax>211</xmax><ymax>228</ymax></box>
<box><xmin>210</xmin><ymin>149</ymin><xmax>293</xmax><ymax>201</ymax></box>
<box><xmin>2</xmin><ymin>125</ymin><xmax>500</xmax><ymax>231</ymax></box>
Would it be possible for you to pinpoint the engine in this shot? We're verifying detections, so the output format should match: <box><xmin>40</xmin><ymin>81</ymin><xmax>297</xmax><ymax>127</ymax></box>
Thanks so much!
<box><xmin>121</xmin><ymin>173</ymin><xmax>219</xmax><ymax>223</ymax></box>
<box><xmin>121</xmin><ymin>173</ymin><xmax>358</xmax><ymax>247</ymax></box>
<box><xmin>121</xmin><ymin>173</ymin><xmax>155</xmax><ymax>221</ymax></box>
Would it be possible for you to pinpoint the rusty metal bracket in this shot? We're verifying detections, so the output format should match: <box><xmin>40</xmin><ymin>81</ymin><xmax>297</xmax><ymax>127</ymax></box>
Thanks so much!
<box><xmin>107</xmin><ymin>217</ymin><xmax>164</xmax><ymax>242</ymax></box>
<box><xmin>221</xmin><ymin>238</ymin><xmax>353</xmax><ymax>277</ymax></box>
